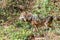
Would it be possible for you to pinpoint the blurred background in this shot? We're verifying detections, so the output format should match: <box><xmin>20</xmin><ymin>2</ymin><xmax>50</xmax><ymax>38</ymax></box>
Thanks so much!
<box><xmin>0</xmin><ymin>0</ymin><xmax>60</xmax><ymax>40</ymax></box>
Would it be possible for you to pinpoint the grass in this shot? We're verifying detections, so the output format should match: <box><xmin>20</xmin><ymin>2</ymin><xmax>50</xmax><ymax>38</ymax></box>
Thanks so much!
<box><xmin>0</xmin><ymin>25</ymin><xmax>33</xmax><ymax>40</ymax></box>
<box><xmin>0</xmin><ymin>24</ymin><xmax>60</xmax><ymax>40</ymax></box>
<box><xmin>0</xmin><ymin>0</ymin><xmax>60</xmax><ymax>40</ymax></box>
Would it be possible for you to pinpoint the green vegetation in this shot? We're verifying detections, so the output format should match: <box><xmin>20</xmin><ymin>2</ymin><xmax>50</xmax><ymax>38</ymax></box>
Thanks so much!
<box><xmin>0</xmin><ymin>0</ymin><xmax>60</xmax><ymax>40</ymax></box>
